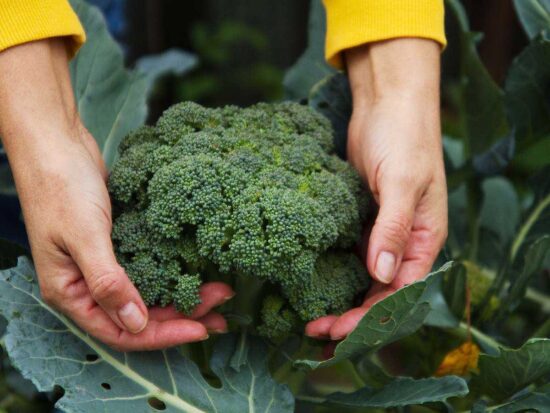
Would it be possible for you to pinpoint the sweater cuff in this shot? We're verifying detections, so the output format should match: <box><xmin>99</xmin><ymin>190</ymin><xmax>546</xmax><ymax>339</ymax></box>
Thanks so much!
<box><xmin>323</xmin><ymin>0</ymin><xmax>446</xmax><ymax>69</ymax></box>
<box><xmin>0</xmin><ymin>0</ymin><xmax>86</xmax><ymax>57</ymax></box>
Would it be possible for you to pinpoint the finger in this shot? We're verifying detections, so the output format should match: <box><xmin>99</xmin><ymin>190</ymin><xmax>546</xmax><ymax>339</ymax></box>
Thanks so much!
<box><xmin>189</xmin><ymin>282</ymin><xmax>235</xmax><ymax>319</ymax></box>
<box><xmin>367</xmin><ymin>180</ymin><xmax>419</xmax><ymax>285</ymax></box>
<box><xmin>329</xmin><ymin>307</ymin><xmax>369</xmax><ymax>340</ymax></box>
<box><xmin>305</xmin><ymin>315</ymin><xmax>339</xmax><ymax>339</ymax></box>
<box><xmin>148</xmin><ymin>305</ymin><xmax>185</xmax><ymax>322</ymax></box>
<box><xmin>197</xmin><ymin>312</ymin><xmax>227</xmax><ymax>333</ymax></box>
<box><xmin>361</xmin><ymin>282</ymin><xmax>396</xmax><ymax>309</ymax></box>
<box><xmin>68</xmin><ymin>231</ymin><xmax>148</xmax><ymax>334</ymax></box>
<box><xmin>391</xmin><ymin>181</ymin><xmax>448</xmax><ymax>289</ymax></box>
<box><xmin>391</xmin><ymin>230</ymin><xmax>442</xmax><ymax>289</ymax></box>
<box><xmin>64</xmin><ymin>296</ymin><xmax>208</xmax><ymax>351</ymax></box>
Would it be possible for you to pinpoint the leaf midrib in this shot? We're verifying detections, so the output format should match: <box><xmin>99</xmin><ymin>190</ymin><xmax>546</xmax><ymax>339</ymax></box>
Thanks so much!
<box><xmin>11</xmin><ymin>281</ymin><xmax>207</xmax><ymax>413</ymax></box>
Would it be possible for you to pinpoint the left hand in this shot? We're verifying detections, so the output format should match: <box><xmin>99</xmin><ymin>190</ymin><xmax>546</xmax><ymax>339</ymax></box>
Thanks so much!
<box><xmin>306</xmin><ymin>39</ymin><xmax>448</xmax><ymax>342</ymax></box>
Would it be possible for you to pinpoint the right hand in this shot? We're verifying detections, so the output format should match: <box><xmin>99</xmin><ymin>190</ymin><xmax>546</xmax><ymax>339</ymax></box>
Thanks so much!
<box><xmin>0</xmin><ymin>38</ymin><xmax>233</xmax><ymax>351</ymax></box>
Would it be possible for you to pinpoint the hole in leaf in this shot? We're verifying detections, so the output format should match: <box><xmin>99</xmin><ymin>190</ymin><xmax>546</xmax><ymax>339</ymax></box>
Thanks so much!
<box><xmin>101</xmin><ymin>382</ymin><xmax>111</xmax><ymax>390</ymax></box>
<box><xmin>86</xmin><ymin>354</ymin><xmax>99</xmax><ymax>362</ymax></box>
<box><xmin>148</xmin><ymin>397</ymin><xmax>167</xmax><ymax>411</ymax></box>
<box><xmin>379</xmin><ymin>315</ymin><xmax>391</xmax><ymax>324</ymax></box>
<box><xmin>317</xmin><ymin>101</ymin><xmax>329</xmax><ymax>109</ymax></box>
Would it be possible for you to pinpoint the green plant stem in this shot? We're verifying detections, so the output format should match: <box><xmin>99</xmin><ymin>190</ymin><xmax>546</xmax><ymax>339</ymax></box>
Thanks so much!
<box><xmin>510</xmin><ymin>194</ymin><xmax>550</xmax><ymax>262</ymax></box>
<box><xmin>456</xmin><ymin>321</ymin><xmax>504</xmax><ymax>353</ymax></box>
<box><xmin>533</xmin><ymin>318</ymin><xmax>550</xmax><ymax>338</ymax></box>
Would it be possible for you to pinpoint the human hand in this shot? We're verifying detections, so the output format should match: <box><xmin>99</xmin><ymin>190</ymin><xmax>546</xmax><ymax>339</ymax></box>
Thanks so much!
<box><xmin>306</xmin><ymin>39</ymin><xmax>448</xmax><ymax>341</ymax></box>
<box><xmin>0</xmin><ymin>39</ymin><xmax>233</xmax><ymax>351</ymax></box>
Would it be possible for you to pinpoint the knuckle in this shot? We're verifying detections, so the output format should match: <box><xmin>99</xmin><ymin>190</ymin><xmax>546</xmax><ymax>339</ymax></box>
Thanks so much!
<box><xmin>40</xmin><ymin>286</ymin><xmax>58</xmax><ymax>306</ymax></box>
<box><xmin>89</xmin><ymin>268</ymin><xmax>125</xmax><ymax>303</ymax></box>
<box><xmin>379</xmin><ymin>214</ymin><xmax>411</xmax><ymax>245</ymax></box>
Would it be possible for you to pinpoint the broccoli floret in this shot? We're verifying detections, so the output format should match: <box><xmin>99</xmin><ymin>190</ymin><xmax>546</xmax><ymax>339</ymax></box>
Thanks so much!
<box><xmin>109</xmin><ymin>101</ymin><xmax>371</xmax><ymax>332</ymax></box>
<box><xmin>257</xmin><ymin>295</ymin><xmax>299</xmax><ymax>340</ymax></box>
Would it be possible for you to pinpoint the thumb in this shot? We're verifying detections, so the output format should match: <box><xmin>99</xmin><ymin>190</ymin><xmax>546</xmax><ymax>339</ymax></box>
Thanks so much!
<box><xmin>367</xmin><ymin>184</ymin><xmax>417</xmax><ymax>284</ymax></box>
<box><xmin>69</xmin><ymin>231</ymin><xmax>149</xmax><ymax>334</ymax></box>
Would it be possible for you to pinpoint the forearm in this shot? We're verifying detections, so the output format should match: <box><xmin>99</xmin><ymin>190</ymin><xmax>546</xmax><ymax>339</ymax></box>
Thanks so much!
<box><xmin>346</xmin><ymin>38</ymin><xmax>441</xmax><ymax>110</ymax></box>
<box><xmin>0</xmin><ymin>39</ymin><xmax>76</xmax><ymax>159</ymax></box>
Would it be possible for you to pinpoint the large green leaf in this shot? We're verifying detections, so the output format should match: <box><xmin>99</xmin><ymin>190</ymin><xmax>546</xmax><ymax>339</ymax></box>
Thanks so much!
<box><xmin>283</xmin><ymin>0</ymin><xmax>335</xmax><ymax>100</ymax></box>
<box><xmin>501</xmin><ymin>235</ymin><xmax>550</xmax><ymax>312</ymax></box>
<box><xmin>446</xmin><ymin>0</ymin><xmax>509</xmax><ymax>156</ymax></box>
<box><xmin>296</xmin><ymin>263</ymin><xmax>454</xmax><ymax>369</ymax></box>
<box><xmin>493</xmin><ymin>384</ymin><xmax>550</xmax><ymax>413</ymax></box>
<box><xmin>326</xmin><ymin>376</ymin><xmax>468</xmax><ymax>408</ymax></box>
<box><xmin>69</xmin><ymin>0</ymin><xmax>196</xmax><ymax>168</ymax></box>
<box><xmin>470</xmin><ymin>338</ymin><xmax>550</xmax><ymax>401</ymax></box>
<box><xmin>513</xmin><ymin>0</ymin><xmax>550</xmax><ymax>39</ymax></box>
<box><xmin>0</xmin><ymin>257</ymin><xmax>294</xmax><ymax>413</ymax></box>
<box><xmin>69</xmin><ymin>0</ymin><xmax>148</xmax><ymax>168</ymax></box>
<box><xmin>505</xmin><ymin>34</ymin><xmax>550</xmax><ymax>149</ymax></box>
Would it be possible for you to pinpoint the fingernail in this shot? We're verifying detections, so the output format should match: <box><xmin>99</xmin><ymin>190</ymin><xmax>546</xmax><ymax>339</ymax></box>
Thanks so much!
<box><xmin>208</xmin><ymin>328</ymin><xmax>228</xmax><ymax>334</ymax></box>
<box><xmin>375</xmin><ymin>251</ymin><xmax>396</xmax><ymax>284</ymax></box>
<box><xmin>118</xmin><ymin>302</ymin><xmax>147</xmax><ymax>333</ymax></box>
<box><xmin>223</xmin><ymin>293</ymin><xmax>236</xmax><ymax>303</ymax></box>
<box><xmin>200</xmin><ymin>334</ymin><xmax>210</xmax><ymax>341</ymax></box>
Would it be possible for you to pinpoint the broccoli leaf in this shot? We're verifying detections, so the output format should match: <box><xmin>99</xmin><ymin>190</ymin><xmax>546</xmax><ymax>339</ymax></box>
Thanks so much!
<box><xmin>470</xmin><ymin>338</ymin><xmax>550</xmax><ymax>402</ymax></box>
<box><xmin>325</xmin><ymin>376</ymin><xmax>468</xmax><ymax>408</ymax></box>
<box><xmin>283</xmin><ymin>0</ymin><xmax>335</xmax><ymax>100</ymax></box>
<box><xmin>69</xmin><ymin>0</ymin><xmax>196</xmax><ymax>168</ymax></box>
<box><xmin>296</xmin><ymin>262</ymin><xmax>454</xmax><ymax>369</ymax></box>
<box><xmin>493</xmin><ymin>384</ymin><xmax>550</xmax><ymax>413</ymax></box>
<box><xmin>0</xmin><ymin>257</ymin><xmax>294</xmax><ymax>413</ymax></box>
<box><xmin>446</xmin><ymin>0</ymin><xmax>509</xmax><ymax>156</ymax></box>
<box><xmin>513</xmin><ymin>0</ymin><xmax>550</xmax><ymax>39</ymax></box>
<box><xmin>505</xmin><ymin>34</ymin><xmax>550</xmax><ymax>150</ymax></box>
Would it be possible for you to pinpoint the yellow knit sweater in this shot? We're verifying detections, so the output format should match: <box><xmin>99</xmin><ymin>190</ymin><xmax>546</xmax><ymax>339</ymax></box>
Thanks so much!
<box><xmin>0</xmin><ymin>0</ymin><xmax>445</xmax><ymax>67</ymax></box>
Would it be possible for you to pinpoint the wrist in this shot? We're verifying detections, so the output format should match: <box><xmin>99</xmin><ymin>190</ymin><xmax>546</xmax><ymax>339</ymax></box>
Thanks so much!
<box><xmin>346</xmin><ymin>38</ymin><xmax>440</xmax><ymax>110</ymax></box>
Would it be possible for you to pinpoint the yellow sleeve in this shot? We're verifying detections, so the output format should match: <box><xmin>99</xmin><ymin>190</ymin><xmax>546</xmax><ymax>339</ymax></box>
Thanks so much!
<box><xmin>323</xmin><ymin>0</ymin><xmax>446</xmax><ymax>68</ymax></box>
<box><xmin>0</xmin><ymin>0</ymin><xmax>86</xmax><ymax>57</ymax></box>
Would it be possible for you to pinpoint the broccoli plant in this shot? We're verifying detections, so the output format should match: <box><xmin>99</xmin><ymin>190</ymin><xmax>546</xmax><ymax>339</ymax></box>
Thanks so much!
<box><xmin>108</xmin><ymin>101</ymin><xmax>370</xmax><ymax>338</ymax></box>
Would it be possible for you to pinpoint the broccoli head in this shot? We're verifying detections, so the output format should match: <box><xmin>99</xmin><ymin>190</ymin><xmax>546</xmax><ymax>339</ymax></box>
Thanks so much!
<box><xmin>109</xmin><ymin>101</ymin><xmax>370</xmax><ymax>338</ymax></box>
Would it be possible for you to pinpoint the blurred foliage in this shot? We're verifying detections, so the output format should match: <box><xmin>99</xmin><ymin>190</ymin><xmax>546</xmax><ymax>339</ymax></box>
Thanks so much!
<box><xmin>175</xmin><ymin>21</ymin><xmax>284</xmax><ymax>106</ymax></box>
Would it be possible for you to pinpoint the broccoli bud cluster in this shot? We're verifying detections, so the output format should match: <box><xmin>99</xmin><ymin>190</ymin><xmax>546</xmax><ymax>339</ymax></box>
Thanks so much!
<box><xmin>109</xmin><ymin>101</ymin><xmax>370</xmax><ymax>338</ymax></box>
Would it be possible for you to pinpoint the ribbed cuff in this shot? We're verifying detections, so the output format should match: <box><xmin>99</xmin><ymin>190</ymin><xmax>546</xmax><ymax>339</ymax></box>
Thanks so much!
<box><xmin>323</xmin><ymin>0</ymin><xmax>446</xmax><ymax>69</ymax></box>
<box><xmin>0</xmin><ymin>0</ymin><xmax>86</xmax><ymax>57</ymax></box>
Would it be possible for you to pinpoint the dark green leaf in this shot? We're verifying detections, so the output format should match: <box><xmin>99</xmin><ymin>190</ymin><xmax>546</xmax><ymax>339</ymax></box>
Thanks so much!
<box><xmin>470</xmin><ymin>338</ymin><xmax>550</xmax><ymax>401</ymax></box>
<box><xmin>442</xmin><ymin>263</ymin><xmax>467</xmax><ymax>322</ymax></box>
<box><xmin>423</xmin><ymin>272</ymin><xmax>461</xmax><ymax>328</ymax></box>
<box><xmin>505</xmin><ymin>34</ymin><xmax>550</xmax><ymax>150</ymax></box>
<box><xmin>446</xmin><ymin>0</ymin><xmax>509</xmax><ymax>156</ymax></box>
<box><xmin>283</xmin><ymin>0</ymin><xmax>335</xmax><ymax>100</ymax></box>
<box><xmin>502</xmin><ymin>235</ymin><xmax>550</xmax><ymax>312</ymax></box>
<box><xmin>0</xmin><ymin>258</ymin><xmax>294</xmax><ymax>413</ymax></box>
<box><xmin>494</xmin><ymin>383</ymin><xmax>550</xmax><ymax>412</ymax></box>
<box><xmin>326</xmin><ymin>376</ymin><xmax>468</xmax><ymax>408</ymax></box>
<box><xmin>296</xmin><ymin>263</ymin><xmax>454</xmax><ymax>369</ymax></box>
<box><xmin>309</xmin><ymin>73</ymin><xmax>351</xmax><ymax>159</ymax></box>
<box><xmin>479</xmin><ymin>177</ymin><xmax>521</xmax><ymax>249</ymax></box>
<box><xmin>513</xmin><ymin>0</ymin><xmax>550</xmax><ymax>39</ymax></box>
